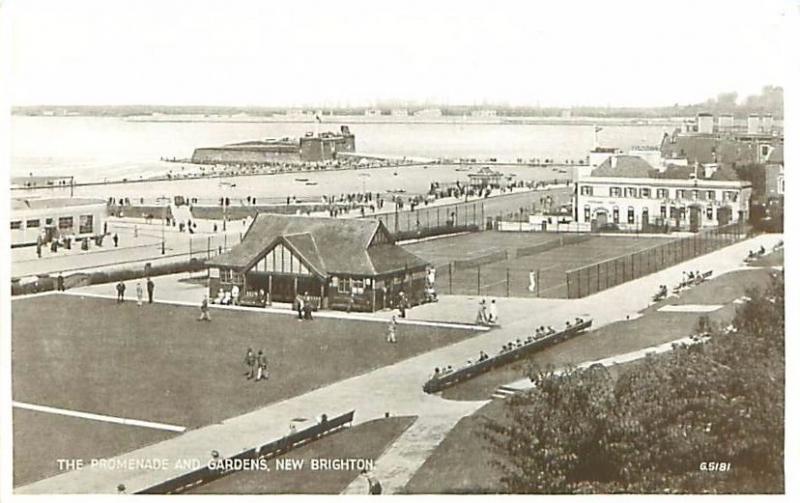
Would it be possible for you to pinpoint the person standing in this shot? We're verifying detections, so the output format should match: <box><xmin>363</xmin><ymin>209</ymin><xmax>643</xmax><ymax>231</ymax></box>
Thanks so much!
<box><xmin>113</xmin><ymin>233</ymin><xmax>119</xmax><ymax>247</ymax></box>
<box><xmin>133</xmin><ymin>225</ymin><xmax>138</xmax><ymax>238</ymax></box>
<box><xmin>198</xmin><ymin>295</ymin><xmax>211</xmax><ymax>321</ymax></box>
<box><xmin>146</xmin><ymin>278</ymin><xmax>155</xmax><ymax>304</ymax></box>
<box><xmin>56</xmin><ymin>272</ymin><xmax>65</xmax><ymax>292</ymax></box>
<box><xmin>398</xmin><ymin>291</ymin><xmax>407</xmax><ymax>319</ymax></box>
<box><xmin>296</xmin><ymin>294</ymin><xmax>305</xmax><ymax>320</ymax></box>
<box><xmin>386</xmin><ymin>316</ymin><xmax>397</xmax><ymax>343</ymax></box>
<box><xmin>116</xmin><ymin>281</ymin><xmax>126</xmax><ymax>303</ymax></box>
<box><xmin>136</xmin><ymin>282</ymin><xmax>143</xmax><ymax>306</ymax></box>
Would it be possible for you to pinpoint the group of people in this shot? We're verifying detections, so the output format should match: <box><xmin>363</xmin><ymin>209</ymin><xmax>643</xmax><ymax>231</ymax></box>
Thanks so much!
<box><xmin>430</xmin><ymin>317</ymin><xmax>585</xmax><ymax>379</ymax></box>
<box><xmin>746</xmin><ymin>245</ymin><xmax>768</xmax><ymax>261</ymax></box>
<box><xmin>243</xmin><ymin>348</ymin><xmax>269</xmax><ymax>382</ymax></box>
<box><xmin>295</xmin><ymin>292</ymin><xmax>315</xmax><ymax>320</ymax></box>
<box><xmin>475</xmin><ymin>298</ymin><xmax>499</xmax><ymax>325</ymax></box>
<box><xmin>115</xmin><ymin>278</ymin><xmax>155</xmax><ymax>305</ymax></box>
<box><xmin>213</xmin><ymin>285</ymin><xmax>240</xmax><ymax>305</ymax></box>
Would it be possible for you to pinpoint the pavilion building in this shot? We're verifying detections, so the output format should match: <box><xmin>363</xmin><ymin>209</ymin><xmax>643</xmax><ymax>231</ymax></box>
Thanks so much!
<box><xmin>207</xmin><ymin>214</ymin><xmax>430</xmax><ymax>312</ymax></box>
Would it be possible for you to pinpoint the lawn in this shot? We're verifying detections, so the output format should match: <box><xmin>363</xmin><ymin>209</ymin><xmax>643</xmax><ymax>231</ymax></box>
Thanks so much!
<box><xmin>12</xmin><ymin>408</ymin><xmax>177</xmax><ymax>487</ymax></box>
<box><xmin>189</xmin><ymin>416</ymin><xmax>416</xmax><ymax>494</ymax></box>
<box><xmin>12</xmin><ymin>294</ymin><xmax>475</xmax><ymax>486</ymax></box>
<box><xmin>439</xmin><ymin>268</ymin><xmax>775</xmax><ymax>402</ymax></box>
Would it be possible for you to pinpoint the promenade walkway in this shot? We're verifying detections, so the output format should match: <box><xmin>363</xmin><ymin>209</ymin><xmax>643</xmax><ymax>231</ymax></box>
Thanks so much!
<box><xmin>14</xmin><ymin>233</ymin><xmax>781</xmax><ymax>494</ymax></box>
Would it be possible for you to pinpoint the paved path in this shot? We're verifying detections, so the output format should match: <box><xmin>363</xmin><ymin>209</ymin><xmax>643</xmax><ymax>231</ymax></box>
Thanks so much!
<box><xmin>15</xmin><ymin>234</ymin><xmax>782</xmax><ymax>494</ymax></box>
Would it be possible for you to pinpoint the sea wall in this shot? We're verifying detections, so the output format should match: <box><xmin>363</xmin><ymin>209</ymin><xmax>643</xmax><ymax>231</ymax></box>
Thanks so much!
<box><xmin>191</xmin><ymin>147</ymin><xmax>300</xmax><ymax>164</ymax></box>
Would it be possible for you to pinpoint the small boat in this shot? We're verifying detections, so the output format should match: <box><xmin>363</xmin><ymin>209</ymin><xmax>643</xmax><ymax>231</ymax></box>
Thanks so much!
<box><xmin>305</xmin><ymin>181</ymin><xmax>318</xmax><ymax>186</ymax></box>
<box><xmin>295</xmin><ymin>177</ymin><xmax>309</xmax><ymax>182</ymax></box>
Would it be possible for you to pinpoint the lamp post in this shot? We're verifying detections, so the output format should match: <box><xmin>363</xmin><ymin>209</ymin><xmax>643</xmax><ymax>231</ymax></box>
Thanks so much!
<box><xmin>160</xmin><ymin>196</ymin><xmax>167</xmax><ymax>255</ymax></box>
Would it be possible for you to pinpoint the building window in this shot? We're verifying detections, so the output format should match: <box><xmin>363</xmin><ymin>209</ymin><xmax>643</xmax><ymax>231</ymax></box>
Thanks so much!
<box><xmin>660</xmin><ymin>205</ymin><xmax>667</xmax><ymax>219</ymax></box>
<box><xmin>220</xmin><ymin>269</ymin><xmax>231</xmax><ymax>282</ymax></box>
<box><xmin>706</xmin><ymin>207</ymin><xmax>714</xmax><ymax>220</ymax></box>
<box><xmin>610</xmin><ymin>187</ymin><xmax>622</xmax><ymax>197</ymax></box>
<box><xmin>706</xmin><ymin>190</ymin><xmax>716</xmax><ymax>200</ymax></box>
<box><xmin>657</xmin><ymin>188</ymin><xmax>669</xmax><ymax>199</ymax></box>
<box><xmin>640</xmin><ymin>188</ymin><xmax>651</xmax><ymax>198</ymax></box>
<box><xmin>79</xmin><ymin>214</ymin><xmax>94</xmax><ymax>234</ymax></box>
<box><xmin>676</xmin><ymin>189</ymin><xmax>686</xmax><ymax>199</ymax></box>
<box><xmin>642</xmin><ymin>207</ymin><xmax>649</xmax><ymax>223</ymax></box>
<box><xmin>670</xmin><ymin>206</ymin><xmax>677</xmax><ymax>219</ymax></box>
<box><xmin>613</xmin><ymin>207</ymin><xmax>619</xmax><ymax>224</ymax></box>
<box><xmin>691</xmin><ymin>190</ymin><xmax>699</xmax><ymax>200</ymax></box>
<box><xmin>627</xmin><ymin>206</ymin><xmax>635</xmax><ymax>224</ymax></box>
<box><xmin>26</xmin><ymin>219</ymin><xmax>40</xmax><ymax>228</ymax></box>
<box><xmin>45</xmin><ymin>218</ymin><xmax>54</xmax><ymax>226</ymax></box>
<box><xmin>580</xmin><ymin>185</ymin><xmax>593</xmax><ymax>196</ymax></box>
<box><xmin>584</xmin><ymin>205</ymin><xmax>591</xmax><ymax>222</ymax></box>
<box><xmin>624</xmin><ymin>187</ymin><xmax>638</xmax><ymax>198</ymax></box>
<box><xmin>58</xmin><ymin>216</ymin><xmax>73</xmax><ymax>230</ymax></box>
<box><xmin>338</xmin><ymin>277</ymin><xmax>352</xmax><ymax>293</ymax></box>
<box><xmin>729</xmin><ymin>191</ymin><xmax>738</xmax><ymax>202</ymax></box>
<box><xmin>11</xmin><ymin>221</ymin><xmax>22</xmax><ymax>230</ymax></box>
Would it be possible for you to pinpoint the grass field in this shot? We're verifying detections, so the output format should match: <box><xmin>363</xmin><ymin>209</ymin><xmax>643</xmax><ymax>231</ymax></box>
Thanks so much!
<box><xmin>439</xmin><ymin>268</ymin><xmax>775</xmax><ymax>402</ymax></box>
<box><xmin>11</xmin><ymin>295</ymin><xmax>475</xmax><ymax>487</ymax></box>
<box><xmin>405</xmin><ymin>231</ymin><xmax>673</xmax><ymax>298</ymax></box>
<box><xmin>189</xmin><ymin>416</ymin><xmax>416</xmax><ymax>494</ymax></box>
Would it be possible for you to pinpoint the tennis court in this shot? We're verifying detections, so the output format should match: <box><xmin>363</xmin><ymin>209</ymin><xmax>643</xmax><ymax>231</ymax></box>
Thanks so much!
<box><xmin>405</xmin><ymin>231</ymin><xmax>675</xmax><ymax>298</ymax></box>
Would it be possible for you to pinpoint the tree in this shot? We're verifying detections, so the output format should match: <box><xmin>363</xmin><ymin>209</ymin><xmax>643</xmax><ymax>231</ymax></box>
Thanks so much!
<box><xmin>484</xmin><ymin>272</ymin><xmax>784</xmax><ymax>493</ymax></box>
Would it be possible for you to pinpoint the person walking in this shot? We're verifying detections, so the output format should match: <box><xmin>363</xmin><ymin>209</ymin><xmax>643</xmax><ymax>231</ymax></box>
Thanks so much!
<box><xmin>386</xmin><ymin>316</ymin><xmax>398</xmax><ymax>343</ymax></box>
<box><xmin>116</xmin><ymin>280</ymin><xmax>126</xmax><ymax>303</ymax></box>
<box><xmin>244</xmin><ymin>348</ymin><xmax>256</xmax><ymax>379</ymax></box>
<box><xmin>488</xmin><ymin>299</ymin><xmax>499</xmax><ymax>325</ymax></box>
<box><xmin>146</xmin><ymin>278</ymin><xmax>155</xmax><ymax>304</ymax></box>
<box><xmin>113</xmin><ymin>233</ymin><xmax>119</xmax><ymax>247</ymax></box>
<box><xmin>360</xmin><ymin>470</ymin><xmax>382</xmax><ymax>495</ymax></box>
<box><xmin>256</xmin><ymin>351</ymin><xmax>269</xmax><ymax>381</ymax></box>
<box><xmin>136</xmin><ymin>282</ymin><xmax>143</xmax><ymax>306</ymax></box>
<box><xmin>198</xmin><ymin>295</ymin><xmax>211</xmax><ymax>321</ymax></box>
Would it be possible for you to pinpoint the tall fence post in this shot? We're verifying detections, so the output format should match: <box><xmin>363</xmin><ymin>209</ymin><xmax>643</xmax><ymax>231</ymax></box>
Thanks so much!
<box><xmin>596</xmin><ymin>263</ymin><xmax>601</xmax><ymax>293</ymax></box>
<box><xmin>506</xmin><ymin>268</ymin><xmax>510</xmax><ymax>297</ymax></box>
<box><xmin>449</xmin><ymin>262</ymin><xmax>453</xmax><ymax>294</ymax></box>
<box><xmin>477</xmin><ymin>265</ymin><xmax>481</xmax><ymax>295</ymax></box>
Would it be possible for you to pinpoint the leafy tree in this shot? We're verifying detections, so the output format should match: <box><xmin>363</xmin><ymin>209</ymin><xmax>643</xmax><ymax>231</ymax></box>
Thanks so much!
<box><xmin>484</xmin><ymin>272</ymin><xmax>784</xmax><ymax>493</ymax></box>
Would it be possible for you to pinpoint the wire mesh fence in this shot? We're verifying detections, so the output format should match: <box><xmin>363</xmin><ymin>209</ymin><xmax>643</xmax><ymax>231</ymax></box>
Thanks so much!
<box><xmin>565</xmin><ymin>222</ymin><xmax>747</xmax><ymax>298</ymax></box>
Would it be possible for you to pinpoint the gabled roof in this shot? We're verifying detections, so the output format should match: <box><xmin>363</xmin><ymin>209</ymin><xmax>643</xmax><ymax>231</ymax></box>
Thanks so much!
<box><xmin>591</xmin><ymin>155</ymin><xmax>658</xmax><ymax>178</ymax></box>
<box><xmin>207</xmin><ymin>214</ymin><xmax>428</xmax><ymax>276</ymax></box>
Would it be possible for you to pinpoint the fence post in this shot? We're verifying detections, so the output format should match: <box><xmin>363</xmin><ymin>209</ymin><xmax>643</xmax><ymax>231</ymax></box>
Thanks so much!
<box><xmin>477</xmin><ymin>265</ymin><xmax>481</xmax><ymax>295</ymax></box>
<box><xmin>449</xmin><ymin>262</ymin><xmax>453</xmax><ymax>294</ymax></box>
<box><xmin>596</xmin><ymin>263</ymin><xmax>601</xmax><ymax>293</ymax></box>
<box><xmin>207</xmin><ymin>236</ymin><xmax>211</xmax><ymax>259</ymax></box>
<box><xmin>506</xmin><ymin>268</ymin><xmax>510</xmax><ymax>297</ymax></box>
<box><xmin>567</xmin><ymin>273</ymin><xmax>571</xmax><ymax>299</ymax></box>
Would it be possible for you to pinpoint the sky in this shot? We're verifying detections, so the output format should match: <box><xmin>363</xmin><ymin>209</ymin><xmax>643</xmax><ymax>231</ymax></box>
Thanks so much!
<box><xmin>6</xmin><ymin>0</ymin><xmax>796</xmax><ymax>108</ymax></box>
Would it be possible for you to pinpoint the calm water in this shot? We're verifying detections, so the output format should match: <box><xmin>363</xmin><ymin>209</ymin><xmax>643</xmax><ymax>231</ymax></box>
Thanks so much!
<box><xmin>10</xmin><ymin>116</ymin><xmax>672</xmax><ymax>200</ymax></box>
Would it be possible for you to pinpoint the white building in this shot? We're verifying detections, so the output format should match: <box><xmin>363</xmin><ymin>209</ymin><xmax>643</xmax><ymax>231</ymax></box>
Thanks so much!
<box><xmin>11</xmin><ymin>197</ymin><xmax>107</xmax><ymax>247</ymax></box>
<box><xmin>575</xmin><ymin>155</ymin><xmax>751</xmax><ymax>232</ymax></box>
